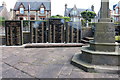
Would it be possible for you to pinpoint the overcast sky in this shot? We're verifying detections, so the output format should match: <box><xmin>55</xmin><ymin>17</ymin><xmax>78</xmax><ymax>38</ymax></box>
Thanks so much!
<box><xmin>0</xmin><ymin>0</ymin><xmax>119</xmax><ymax>16</ymax></box>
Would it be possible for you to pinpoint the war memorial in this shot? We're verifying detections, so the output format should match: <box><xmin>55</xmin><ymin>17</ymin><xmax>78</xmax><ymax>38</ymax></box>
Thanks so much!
<box><xmin>1</xmin><ymin>0</ymin><xmax>120</xmax><ymax>79</ymax></box>
<box><xmin>71</xmin><ymin>0</ymin><xmax>120</xmax><ymax>74</ymax></box>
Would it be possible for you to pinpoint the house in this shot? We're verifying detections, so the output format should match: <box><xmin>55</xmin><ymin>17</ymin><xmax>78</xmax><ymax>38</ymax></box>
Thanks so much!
<box><xmin>13</xmin><ymin>0</ymin><xmax>51</xmax><ymax>20</ymax></box>
<box><xmin>110</xmin><ymin>1</ymin><xmax>120</xmax><ymax>22</ymax></box>
<box><xmin>64</xmin><ymin>4</ymin><xmax>94</xmax><ymax>22</ymax></box>
<box><xmin>0</xmin><ymin>2</ymin><xmax>10</xmax><ymax>20</ymax></box>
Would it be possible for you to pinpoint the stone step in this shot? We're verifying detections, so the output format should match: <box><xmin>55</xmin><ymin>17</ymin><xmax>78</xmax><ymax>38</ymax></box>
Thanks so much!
<box><xmin>83</xmin><ymin>37</ymin><xmax>94</xmax><ymax>41</ymax></box>
<box><xmin>71</xmin><ymin>53</ymin><xmax>120</xmax><ymax>74</ymax></box>
<box><xmin>81</xmin><ymin>39</ymin><xmax>89</xmax><ymax>44</ymax></box>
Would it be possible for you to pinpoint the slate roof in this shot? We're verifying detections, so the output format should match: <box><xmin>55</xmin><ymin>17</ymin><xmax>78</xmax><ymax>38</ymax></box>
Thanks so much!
<box><xmin>113</xmin><ymin>1</ymin><xmax>120</xmax><ymax>10</ymax></box>
<box><xmin>65</xmin><ymin>7</ymin><xmax>92</xmax><ymax>17</ymax></box>
<box><xmin>113</xmin><ymin>4</ymin><xmax>117</xmax><ymax>10</ymax></box>
<box><xmin>67</xmin><ymin>8</ymin><xmax>92</xmax><ymax>13</ymax></box>
<box><xmin>14</xmin><ymin>0</ymin><xmax>51</xmax><ymax>11</ymax></box>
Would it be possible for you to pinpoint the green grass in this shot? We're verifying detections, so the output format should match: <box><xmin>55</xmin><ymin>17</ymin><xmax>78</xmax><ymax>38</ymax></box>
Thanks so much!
<box><xmin>115</xmin><ymin>36</ymin><xmax>120</xmax><ymax>41</ymax></box>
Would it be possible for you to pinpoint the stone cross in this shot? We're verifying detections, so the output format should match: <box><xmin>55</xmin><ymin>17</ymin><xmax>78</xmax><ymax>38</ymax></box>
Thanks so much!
<box><xmin>100</xmin><ymin>0</ymin><xmax>109</xmax><ymax>19</ymax></box>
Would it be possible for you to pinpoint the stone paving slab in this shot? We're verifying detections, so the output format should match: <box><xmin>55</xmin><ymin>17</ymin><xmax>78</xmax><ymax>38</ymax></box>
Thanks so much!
<box><xmin>2</xmin><ymin>63</ymin><xmax>33</xmax><ymax>78</ymax></box>
<box><xmin>1</xmin><ymin>47</ymin><xmax>120</xmax><ymax>78</ymax></box>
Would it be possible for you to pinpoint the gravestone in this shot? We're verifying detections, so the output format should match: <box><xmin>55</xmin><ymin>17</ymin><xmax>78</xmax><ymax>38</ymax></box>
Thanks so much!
<box><xmin>71</xmin><ymin>0</ymin><xmax>120</xmax><ymax>74</ymax></box>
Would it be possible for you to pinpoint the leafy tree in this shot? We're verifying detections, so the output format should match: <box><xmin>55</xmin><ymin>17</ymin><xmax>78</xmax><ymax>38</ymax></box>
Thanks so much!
<box><xmin>81</xmin><ymin>11</ymin><xmax>96</xmax><ymax>22</ymax></box>
<box><xmin>0</xmin><ymin>17</ymin><xmax>5</xmax><ymax>26</ymax></box>
<box><xmin>50</xmin><ymin>15</ymin><xmax>70</xmax><ymax>22</ymax></box>
<box><xmin>63</xmin><ymin>16</ymin><xmax>70</xmax><ymax>22</ymax></box>
<box><xmin>0</xmin><ymin>17</ymin><xmax>5</xmax><ymax>20</ymax></box>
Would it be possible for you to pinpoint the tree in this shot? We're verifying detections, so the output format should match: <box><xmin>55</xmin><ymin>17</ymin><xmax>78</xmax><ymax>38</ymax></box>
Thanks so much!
<box><xmin>50</xmin><ymin>15</ymin><xmax>70</xmax><ymax>22</ymax></box>
<box><xmin>0</xmin><ymin>17</ymin><xmax>5</xmax><ymax>26</ymax></box>
<box><xmin>81</xmin><ymin>11</ymin><xmax>96</xmax><ymax>22</ymax></box>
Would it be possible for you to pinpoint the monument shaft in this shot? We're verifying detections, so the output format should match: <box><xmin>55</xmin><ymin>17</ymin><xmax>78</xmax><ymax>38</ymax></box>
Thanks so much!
<box><xmin>100</xmin><ymin>0</ymin><xmax>109</xmax><ymax>19</ymax></box>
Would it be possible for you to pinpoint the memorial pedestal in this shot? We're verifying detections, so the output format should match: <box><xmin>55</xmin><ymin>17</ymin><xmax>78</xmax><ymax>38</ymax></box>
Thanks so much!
<box><xmin>71</xmin><ymin>0</ymin><xmax>120</xmax><ymax>73</ymax></box>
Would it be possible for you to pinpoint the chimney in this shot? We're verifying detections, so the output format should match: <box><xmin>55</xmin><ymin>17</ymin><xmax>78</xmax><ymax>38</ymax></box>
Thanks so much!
<box><xmin>64</xmin><ymin>4</ymin><xmax>68</xmax><ymax>16</ymax></box>
<box><xmin>65</xmin><ymin>4</ymin><xmax>67</xmax><ymax>10</ymax></box>
<box><xmin>91</xmin><ymin>5</ymin><xmax>94</xmax><ymax>11</ymax></box>
<box><xmin>2</xmin><ymin>2</ymin><xmax>6</xmax><ymax>7</ymax></box>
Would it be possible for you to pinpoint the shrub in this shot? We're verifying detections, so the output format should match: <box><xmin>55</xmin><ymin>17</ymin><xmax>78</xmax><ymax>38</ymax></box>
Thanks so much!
<box><xmin>115</xmin><ymin>36</ymin><xmax>120</xmax><ymax>41</ymax></box>
<box><xmin>0</xmin><ymin>17</ymin><xmax>5</xmax><ymax>26</ymax></box>
<box><xmin>50</xmin><ymin>15</ymin><xmax>70</xmax><ymax>22</ymax></box>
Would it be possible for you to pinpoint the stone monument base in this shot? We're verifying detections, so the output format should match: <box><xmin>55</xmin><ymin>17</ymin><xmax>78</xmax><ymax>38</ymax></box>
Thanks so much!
<box><xmin>71</xmin><ymin>46</ymin><xmax>120</xmax><ymax>74</ymax></box>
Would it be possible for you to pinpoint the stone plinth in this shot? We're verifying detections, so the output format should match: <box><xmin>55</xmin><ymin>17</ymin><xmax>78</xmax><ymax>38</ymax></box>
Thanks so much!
<box><xmin>94</xmin><ymin>22</ymin><xmax>115</xmax><ymax>43</ymax></box>
<box><xmin>71</xmin><ymin>22</ymin><xmax>120</xmax><ymax>74</ymax></box>
<box><xmin>71</xmin><ymin>52</ymin><xmax>120</xmax><ymax>74</ymax></box>
<box><xmin>89</xmin><ymin>41</ymin><xmax>119</xmax><ymax>52</ymax></box>
<box><xmin>71</xmin><ymin>0</ymin><xmax>120</xmax><ymax>74</ymax></box>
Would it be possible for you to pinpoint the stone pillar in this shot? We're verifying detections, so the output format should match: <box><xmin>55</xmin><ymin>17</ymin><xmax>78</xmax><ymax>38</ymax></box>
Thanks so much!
<box><xmin>100</xmin><ymin>0</ymin><xmax>109</xmax><ymax>19</ymax></box>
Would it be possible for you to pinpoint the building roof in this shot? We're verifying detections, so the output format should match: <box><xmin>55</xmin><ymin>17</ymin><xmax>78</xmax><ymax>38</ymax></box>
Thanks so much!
<box><xmin>113</xmin><ymin>1</ymin><xmax>120</xmax><ymax>10</ymax></box>
<box><xmin>66</xmin><ymin>7</ymin><xmax>92</xmax><ymax>17</ymax></box>
<box><xmin>67</xmin><ymin>8</ymin><xmax>92</xmax><ymax>13</ymax></box>
<box><xmin>14</xmin><ymin>0</ymin><xmax>51</xmax><ymax>11</ymax></box>
<box><xmin>113</xmin><ymin>4</ymin><xmax>117</xmax><ymax>10</ymax></box>
<box><xmin>17</xmin><ymin>0</ymin><xmax>50</xmax><ymax>2</ymax></box>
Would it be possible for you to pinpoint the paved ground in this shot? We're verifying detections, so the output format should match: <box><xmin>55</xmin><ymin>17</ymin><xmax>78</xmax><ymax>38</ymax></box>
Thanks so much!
<box><xmin>1</xmin><ymin>47</ymin><xmax>120</xmax><ymax>78</ymax></box>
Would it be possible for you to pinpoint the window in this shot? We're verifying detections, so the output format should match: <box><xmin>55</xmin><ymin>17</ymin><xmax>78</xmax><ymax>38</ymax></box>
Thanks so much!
<box><xmin>72</xmin><ymin>10</ymin><xmax>77</xmax><ymax>15</ymax></box>
<box><xmin>31</xmin><ymin>18</ymin><xmax>35</xmax><ymax>20</ymax></box>
<box><xmin>20</xmin><ymin>8</ymin><xmax>24</xmax><ymax>14</ymax></box>
<box><xmin>40</xmin><ymin>8</ymin><xmax>45</xmax><ymax>14</ymax></box>
<box><xmin>116</xmin><ymin>8</ymin><xmax>118</xmax><ymax>14</ymax></box>
<box><xmin>20</xmin><ymin>17</ymin><xmax>23</xmax><ymax>20</ymax></box>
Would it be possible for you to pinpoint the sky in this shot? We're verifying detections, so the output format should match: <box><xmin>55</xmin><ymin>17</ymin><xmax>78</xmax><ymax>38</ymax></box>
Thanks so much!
<box><xmin>0</xmin><ymin>0</ymin><xmax>119</xmax><ymax>16</ymax></box>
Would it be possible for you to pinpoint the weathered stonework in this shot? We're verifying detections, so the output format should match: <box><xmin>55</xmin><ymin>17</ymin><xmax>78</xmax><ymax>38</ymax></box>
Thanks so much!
<box><xmin>71</xmin><ymin>0</ymin><xmax>120</xmax><ymax>74</ymax></box>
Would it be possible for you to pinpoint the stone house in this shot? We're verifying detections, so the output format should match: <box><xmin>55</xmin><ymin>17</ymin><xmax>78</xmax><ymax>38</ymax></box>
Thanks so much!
<box><xmin>0</xmin><ymin>2</ymin><xmax>9</xmax><ymax>20</ymax></box>
<box><xmin>13</xmin><ymin>0</ymin><xmax>51</xmax><ymax>20</ymax></box>
<box><xmin>64</xmin><ymin>4</ymin><xmax>94</xmax><ymax>22</ymax></box>
<box><xmin>110</xmin><ymin>1</ymin><xmax>120</xmax><ymax>22</ymax></box>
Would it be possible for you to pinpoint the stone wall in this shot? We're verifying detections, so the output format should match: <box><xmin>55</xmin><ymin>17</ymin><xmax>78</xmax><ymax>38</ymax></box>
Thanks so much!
<box><xmin>81</xmin><ymin>27</ymin><xmax>93</xmax><ymax>38</ymax></box>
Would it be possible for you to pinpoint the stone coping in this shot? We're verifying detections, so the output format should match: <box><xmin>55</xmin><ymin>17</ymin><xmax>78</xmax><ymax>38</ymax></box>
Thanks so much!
<box><xmin>0</xmin><ymin>43</ymin><xmax>85</xmax><ymax>48</ymax></box>
<box><xmin>24</xmin><ymin>43</ymin><xmax>85</xmax><ymax>48</ymax></box>
<box><xmin>23</xmin><ymin>31</ymin><xmax>30</xmax><ymax>33</ymax></box>
<box><xmin>89</xmin><ymin>40</ymin><xmax>120</xmax><ymax>46</ymax></box>
<box><xmin>81</xmin><ymin>46</ymin><xmax>120</xmax><ymax>55</ymax></box>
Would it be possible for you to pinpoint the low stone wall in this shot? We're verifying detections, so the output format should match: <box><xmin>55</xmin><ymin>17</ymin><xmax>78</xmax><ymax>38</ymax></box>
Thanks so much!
<box><xmin>81</xmin><ymin>27</ymin><xmax>93</xmax><ymax>38</ymax></box>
